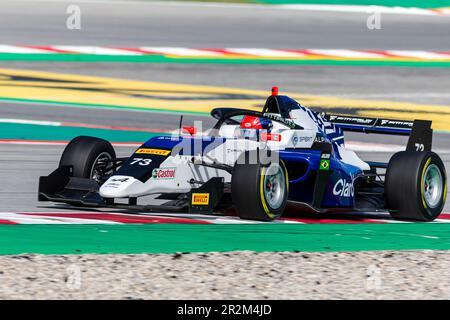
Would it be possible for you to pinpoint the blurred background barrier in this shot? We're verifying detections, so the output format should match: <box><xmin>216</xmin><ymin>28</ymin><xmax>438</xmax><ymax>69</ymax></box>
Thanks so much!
<box><xmin>256</xmin><ymin>0</ymin><xmax>450</xmax><ymax>8</ymax></box>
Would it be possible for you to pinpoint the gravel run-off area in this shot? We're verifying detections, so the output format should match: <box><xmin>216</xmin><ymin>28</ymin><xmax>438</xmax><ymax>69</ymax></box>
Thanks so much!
<box><xmin>1</xmin><ymin>250</ymin><xmax>450</xmax><ymax>299</ymax></box>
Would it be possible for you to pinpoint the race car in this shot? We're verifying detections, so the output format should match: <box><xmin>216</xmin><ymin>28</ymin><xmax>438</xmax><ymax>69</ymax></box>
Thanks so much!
<box><xmin>39</xmin><ymin>87</ymin><xmax>447</xmax><ymax>221</ymax></box>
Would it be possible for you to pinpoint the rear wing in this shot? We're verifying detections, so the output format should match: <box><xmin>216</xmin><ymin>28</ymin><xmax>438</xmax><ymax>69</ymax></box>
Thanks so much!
<box><xmin>321</xmin><ymin>113</ymin><xmax>433</xmax><ymax>152</ymax></box>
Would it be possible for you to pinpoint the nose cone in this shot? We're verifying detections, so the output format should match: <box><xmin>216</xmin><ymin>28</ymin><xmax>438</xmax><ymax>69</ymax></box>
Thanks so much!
<box><xmin>99</xmin><ymin>176</ymin><xmax>139</xmax><ymax>198</ymax></box>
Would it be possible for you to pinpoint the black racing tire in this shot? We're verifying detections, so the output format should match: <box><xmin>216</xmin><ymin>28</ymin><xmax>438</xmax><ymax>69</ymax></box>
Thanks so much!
<box><xmin>231</xmin><ymin>150</ymin><xmax>289</xmax><ymax>221</ymax></box>
<box><xmin>385</xmin><ymin>151</ymin><xmax>447</xmax><ymax>221</ymax></box>
<box><xmin>59</xmin><ymin>136</ymin><xmax>116</xmax><ymax>180</ymax></box>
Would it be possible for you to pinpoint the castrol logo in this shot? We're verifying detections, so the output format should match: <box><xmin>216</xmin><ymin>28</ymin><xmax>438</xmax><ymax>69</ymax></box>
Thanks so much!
<box><xmin>152</xmin><ymin>167</ymin><xmax>176</xmax><ymax>180</ymax></box>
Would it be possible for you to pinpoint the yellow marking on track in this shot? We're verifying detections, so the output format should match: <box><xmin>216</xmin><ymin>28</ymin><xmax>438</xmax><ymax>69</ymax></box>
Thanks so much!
<box><xmin>0</xmin><ymin>68</ymin><xmax>449</xmax><ymax>131</ymax></box>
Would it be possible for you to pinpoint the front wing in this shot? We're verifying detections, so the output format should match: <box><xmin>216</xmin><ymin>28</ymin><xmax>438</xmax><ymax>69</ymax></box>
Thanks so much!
<box><xmin>38</xmin><ymin>166</ymin><xmax>225</xmax><ymax>214</ymax></box>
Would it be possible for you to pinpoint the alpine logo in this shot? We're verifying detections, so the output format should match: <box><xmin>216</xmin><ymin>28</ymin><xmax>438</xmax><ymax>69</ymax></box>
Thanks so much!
<box><xmin>152</xmin><ymin>167</ymin><xmax>176</xmax><ymax>180</ymax></box>
<box><xmin>333</xmin><ymin>179</ymin><xmax>354</xmax><ymax>198</ymax></box>
<box><xmin>314</xmin><ymin>136</ymin><xmax>326</xmax><ymax>143</ymax></box>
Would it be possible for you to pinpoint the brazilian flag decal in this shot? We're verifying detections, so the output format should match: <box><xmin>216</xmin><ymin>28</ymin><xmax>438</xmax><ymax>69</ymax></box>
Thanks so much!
<box><xmin>319</xmin><ymin>159</ymin><xmax>330</xmax><ymax>171</ymax></box>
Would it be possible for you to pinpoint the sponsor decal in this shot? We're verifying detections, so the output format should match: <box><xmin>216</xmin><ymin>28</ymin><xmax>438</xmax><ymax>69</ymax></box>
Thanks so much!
<box><xmin>328</xmin><ymin>115</ymin><xmax>375</xmax><ymax>125</ymax></box>
<box><xmin>240</xmin><ymin>115</ymin><xmax>263</xmax><ymax>129</ymax></box>
<box><xmin>104</xmin><ymin>177</ymin><xmax>131</xmax><ymax>188</ymax></box>
<box><xmin>152</xmin><ymin>167</ymin><xmax>176</xmax><ymax>180</ymax></box>
<box><xmin>263</xmin><ymin>113</ymin><xmax>297</xmax><ymax>129</ymax></box>
<box><xmin>192</xmin><ymin>193</ymin><xmax>210</xmax><ymax>205</ymax></box>
<box><xmin>226</xmin><ymin>148</ymin><xmax>241</xmax><ymax>154</ymax></box>
<box><xmin>135</xmin><ymin>148</ymin><xmax>171</xmax><ymax>156</ymax></box>
<box><xmin>111</xmin><ymin>178</ymin><xmax>130</xmax><ymax>183</ymax></box>
<box><xmin>261</xmin><ymin>133</ymin><xmax>281</xmax><ymax>142</ymax></box>
<box><xmin>314</xmin><ymin>136</ymin><xmax>326</xmax><ymax>143</ymax></box>
<box><xmin>379</xmin><ymin>119</ymin><xmax>413</xmax><ymax>127</ymax></box>
<box><xmin>333</xmin><ymin>179</ymin><xmax>354</xmax><ymax>197</ymax></box>
<box><xmin>325</xmin><ymin>114</ymin><xmax>413</xmax><ymax>129</ymax></box>
<box><xmin>292</xmin><ymin>135</ymin><xmax>313</xmax><ymax>146</ymax></box>
<box><xmin>319</xmin><ymin>159</ymin><xmax>330</xmax><ymax>171</ymax></box>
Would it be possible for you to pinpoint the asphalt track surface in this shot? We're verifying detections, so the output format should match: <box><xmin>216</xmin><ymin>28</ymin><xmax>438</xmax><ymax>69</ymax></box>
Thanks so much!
<box><xmin>0</xmin><ymin>0</ymin><xmax>449</xmax><ymax>50</ymax></box>
<box><xmin>0</xmin><ymin>0</ymin><xmax>449</xmax><ymax>214</ymax></box>
<box><xmin>3</xmin><ymin>62</ymin><xmax>450</xmax><ymax>106</ymax></box>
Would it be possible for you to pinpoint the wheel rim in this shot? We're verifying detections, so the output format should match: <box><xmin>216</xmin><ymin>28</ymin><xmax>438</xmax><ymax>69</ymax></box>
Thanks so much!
<box><xmin>423</xmin><ymin>164</ymin><xmax>443</xmax><ymax>208</ymax></box>
<box><xmin>263</xmin><ymin>163</ymin><xmax>286</xmax><ymax>209</ymax></box>
<box><xmin>90</xmin><ymin>152</ymin><xmax>113</xmax><ymax>183</ymax></box>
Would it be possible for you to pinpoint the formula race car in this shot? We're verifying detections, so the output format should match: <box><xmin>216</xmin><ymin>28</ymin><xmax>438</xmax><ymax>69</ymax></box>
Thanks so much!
<box><xmin>39</xmin><ymin>87</ymin><xmax>447</xmax><ymax>221</ymax></box>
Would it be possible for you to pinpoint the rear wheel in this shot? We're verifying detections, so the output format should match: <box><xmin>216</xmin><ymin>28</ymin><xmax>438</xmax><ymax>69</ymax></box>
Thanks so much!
<box><xmin>231</xmin><ymin>150</ymin><xmax>289</xmax><ymax>221</ymax></box>
<box><xmin>59</xmin><ymin>136</ymin><xmax>116</xmax><ymax>184</ymax></box>
<box><xmin>385</xmin><ymin>151</ymin><xmax>447</xmax><ymax>221</ymax></box>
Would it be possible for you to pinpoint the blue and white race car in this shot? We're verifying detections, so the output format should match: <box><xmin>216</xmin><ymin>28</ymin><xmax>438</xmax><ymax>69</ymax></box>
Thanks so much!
<box><xmin>39</xmin><ymin>88</ymin><xmax>447</xmax><ymax>221</ymax></box>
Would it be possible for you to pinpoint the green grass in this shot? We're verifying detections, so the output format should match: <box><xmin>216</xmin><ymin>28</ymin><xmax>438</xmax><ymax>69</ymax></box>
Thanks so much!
<box><xmin>2</xmin><ymin>223</ymin><xmax>450</xmax><ymax>255</ymax></box>
<box><xmin>0</xmin><ymin>122</ymin><xmax>167</xmax><ymax>142</ymax></box>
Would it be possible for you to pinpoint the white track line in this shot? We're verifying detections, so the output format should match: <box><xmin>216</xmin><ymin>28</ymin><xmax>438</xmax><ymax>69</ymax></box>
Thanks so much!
<box><xmin>0</xmin><ymin>140</ymin><xmax>140</xmax><ymax>147</ymax></box>
<box><xmin>386</xmin><ymin>50</ymin><xmax>450</xmax><ymax>60</ymax></box>
<box><xmin>0</xmin><ymin>212</ymin><xmax>82</xmax><ymax>224</ymax></box>
<box><xmin>1</xmin><ymin>45</ymin><xmax>450</xmax><ymax>59</ymax></box>
<box><xmin>306</xmin><ymin>49</ymin><xmax>385</xmax><ymax>59</ymax></box>
<box><xmin>433</xmin><ymin>219</ymin><xmax>450</xmax><ymax>223</ymax></box>
<box><xmin>139</xmin><ymin>47</ymin><xmax>221</xmax><ymax>56</ymax></box>
<box><xmin>224</xmin><ymin>48</ymin><xmax>305</xmax><ymax>57</ymax></box>
<box><xmin>25</xmin><ymin>216</ymin><xmax>120</xmax><ymax>224</ymax></box>
<box><xmin>0</xmin><ymin>45</ymin><xmax>55</xmax><ymax>54</ymax></box>
<box><xmin>51</xmin><ymin>46</ymin><xmax>142</xmax><ymax>55</ymax></box>
<box><xmin>279</xmin><ymin>4</ymin><xmax>439</xmax><ymax>16</ymax></box>
<box><xmin>0</xmin><ymin>118</ymin><xmax>61</xmax><ymax>126</ymax></box>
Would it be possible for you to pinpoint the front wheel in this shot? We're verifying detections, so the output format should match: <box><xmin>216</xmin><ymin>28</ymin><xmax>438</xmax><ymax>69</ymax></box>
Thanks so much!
<box><xmin>385</xmin><ymin>151</ymin><xmax>447</xmax><ymax>221</ymax></box>
<box><xmin>59</xmin><ymin>136</ymin><xmax>116</xmax><ymax>184</ymax></box>
<box><xmin>231</xmin><ymin>150</ymin><xmax>289</xmax><ymax>221</ymax></box>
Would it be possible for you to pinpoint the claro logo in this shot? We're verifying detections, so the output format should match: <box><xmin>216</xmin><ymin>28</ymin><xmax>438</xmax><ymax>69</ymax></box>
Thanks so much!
<box><xmin>333</xmin><ymin>179</ymin><xmax>354</xmax><ymax>197</ymax></box>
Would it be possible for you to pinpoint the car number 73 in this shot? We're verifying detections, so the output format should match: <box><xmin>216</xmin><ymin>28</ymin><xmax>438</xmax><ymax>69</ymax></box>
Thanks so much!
<box><xmin>130</xmin><ymin>158</ymin><xmax>153</xmax><ymax>166</ymax></box>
